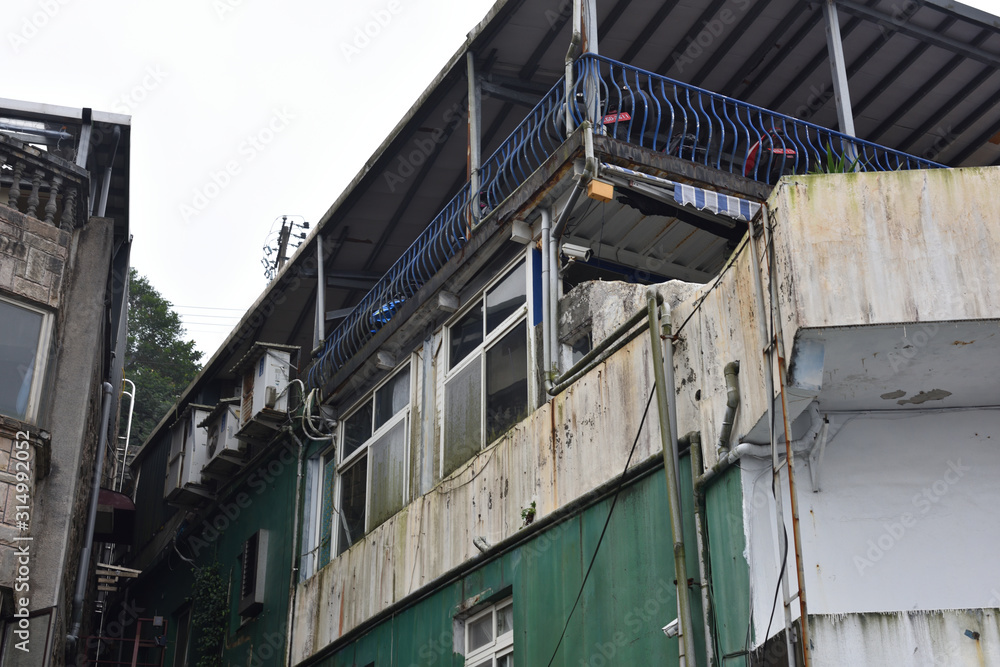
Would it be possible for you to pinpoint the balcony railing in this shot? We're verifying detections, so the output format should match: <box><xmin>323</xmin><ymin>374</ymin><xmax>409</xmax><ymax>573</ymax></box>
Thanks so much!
<box><xmin>307</xmin><ymin>55</ymin><xmax>942</xmax><ymax>391</ymax></box>
<box><xmin>572</xmin><ymin>54</ymin><xmax>942</xmax><ymax>180</ymax></box>
<box><xmin>0</xmin><ymin>133</ymin><xmax>89</xmax><ymax>229</ymax></box>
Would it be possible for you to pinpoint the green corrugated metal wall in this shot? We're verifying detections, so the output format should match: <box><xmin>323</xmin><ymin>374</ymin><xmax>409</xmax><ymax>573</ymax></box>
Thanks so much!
<box><xmin>314</xmin><ymin>458</ymin><xmax>749</xmax><ymax>666</ymax></box>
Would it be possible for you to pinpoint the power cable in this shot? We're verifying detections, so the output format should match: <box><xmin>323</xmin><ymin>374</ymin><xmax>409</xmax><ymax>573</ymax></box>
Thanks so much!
<box><xmin>545</xmin><ymin>385</ymin><xmax>656</xmax><ymax>667</ymax></box>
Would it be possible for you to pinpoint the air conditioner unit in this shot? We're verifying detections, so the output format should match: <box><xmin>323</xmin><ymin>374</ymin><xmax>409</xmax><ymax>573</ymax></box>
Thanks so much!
<box><xmin>231</xmin><ymin>343</ymin><xmax>298</xmax><ymax>443</ymax></box>
<box><xmin>163</xmin><ymin>404</ymin><xmax>214</xmax><ymax>505</ymax></box>
<box><xmin>199</xmin><ymin>398</ymin><xmax>244</xmax><ymax>481</ymax></box>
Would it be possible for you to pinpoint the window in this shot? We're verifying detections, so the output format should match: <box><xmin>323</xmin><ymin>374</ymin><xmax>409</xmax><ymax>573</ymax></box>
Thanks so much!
<box><xmin>238</xmin><ymin>530</ymin><xmax>268</xmax><ymax>618</ymax></box>
<box><xmin>173</xmin><ymin>606</ymin><xmax>191</xmax><ymax>667</ymax></box>
<box><xmin>443</xmin><ymin>260</ymin><xmax>529</xmax><ymax>477</ymax></box>
<box><xmin>0</xmin><ymin>296</ymin><xmax>53</xmax><ymax>422</ymax></box>
<box><xmin>464</xmin><ymin>598</ymin><xmax>513</xmax><ymax>667</ymax></box>
<box><xmin>330</xmin><ymin>364</ymin><xmax>411</xmax><ymax>557</ymax></box>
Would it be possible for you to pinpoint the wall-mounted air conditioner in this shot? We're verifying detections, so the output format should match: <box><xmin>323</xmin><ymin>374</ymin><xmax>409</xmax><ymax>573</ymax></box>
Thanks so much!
<box><xmin>163</xmin><ymin>404</ymin><xmax>213</xmax><ymax>505</ymax></box>
<box><xmin>231</xmin><ymin>343</ymin><xmax>298</xmax><ymax>443</ymax></box>
<box><xmin>199</xmin><ymin>398</ymin><xmax>244</xmax><ymax>480</ymax></box>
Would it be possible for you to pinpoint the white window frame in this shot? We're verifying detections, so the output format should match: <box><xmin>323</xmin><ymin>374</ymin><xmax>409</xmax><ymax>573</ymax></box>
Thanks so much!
<box><xmin>332</xmin><ymin>361</ymin><xmax>412</xmax><ymax>556</ymax></box>
<box><xmin>441</xmin><ymin>256</ymin><xmax>530</xmax><ymax>477</ymax></box>
<box><xmin>0</xmin><ymin>295</ymin><xmax>53</xmax><ymax>423</ymax></box>
<box><xmin>464</xmin><ymin>597</ymin><xmax>513</xmax><ymax>666</ymax></box>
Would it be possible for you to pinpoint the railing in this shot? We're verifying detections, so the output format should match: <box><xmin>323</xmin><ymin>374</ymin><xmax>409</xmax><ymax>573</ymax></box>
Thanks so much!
<box><xmin>0</xmin><ymin>132</ymin><xmax>89</xmax><ymax>229</ymax></box>
<box><xmin>307</xmin><ymin>55</ymin><xmax>943</xmax><ymax>391</ymax></box>
<box><xmin>572</xmin><ymin>54</ymin><xmax>943</xmax><ymax>181</ymax></box>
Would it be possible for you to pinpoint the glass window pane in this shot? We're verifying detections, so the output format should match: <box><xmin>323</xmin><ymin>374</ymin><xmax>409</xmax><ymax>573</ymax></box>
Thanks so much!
<box><xmin>342</xmin><ymin>402</ymin><xmax>373</xmax><ymax>459</ymax></box>
<box><xmin>486</xmin><ymin>261</ymin><xmax>526</xmax><ymax>333</ymax></box>
<box><xmin>443</xmin><ymin>360</ymin><xmax>482</xmax><ymax>478</ymax></box>
<box><xmin>485</xmin><ymin>321</ymin><xmax>528</xmax><ymax>444</ymax></box>
<box><xmin>336</xmin><ymin>455</ymin><xmax>367</xmax><ymax>555</ymax></box>
<box><xmin>468</xmin><ymin>613</ymin><xmax>493</xmax><ymax>652</ymax></box>
<box><xmin>318</xmin><ymin>454</ymin><xmax>337</xmax><ymax>565</ymax></box>
<box><xmin>450</xmin><ymin>303</ymin><xmax>483</xmax><ymax>369</ymax></box>
<box><xmin>368</xmin><ymin>419</ymin><xmax>407</xmax><ymax>529</ymax></box>
<box><xmin>0</xmin><ymin>300</ymin><xmax>44</xmax><ymax>420</ymax></box>
<box><xmin>374</xmin><ymin>365</ymin><xmax>409</xmax><ymax>430</ymax></box>
<box><xmin>496</xmin><ymin>603</ymin><xmax>513</xmax><ymax>636</ymax></box>
<box><xmin>497</xmin><ymin>654</ymin><xmax>513</xmax><ymax>667</ymax></box>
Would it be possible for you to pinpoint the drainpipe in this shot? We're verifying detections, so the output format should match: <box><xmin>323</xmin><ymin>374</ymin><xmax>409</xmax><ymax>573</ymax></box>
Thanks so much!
<box><xmin>284</xmin><ymin>429</ymin><xmax>308</xmax><ymax>667</ymax></box>
<box><xmin>540</xmin><ymin>208</ymin><xmax>553</xmax><ymax>392</ymax></box>
<box><xmin>96</xmin><ymin>127</ymin><xmax>120</xmax><ymax>218</ymax></box>
<box><xmin>549</xmin><ymin>168</ymin><xmax>588</xmax><ymax>375</ymax></box>
<box><xmin>761</xmin><ymin>206</ymin><xmax>811</xmax><ymax>667</ymax></box>
<box><xmin>66</xmin><ymin>381</ymin><xmax>114</xmax><ymax>660</ymax></box>
<box><xmin>718</xmin><ymin>361</ymin><xmax>740</xmax><ymax>457</ymax></box>
<box><xmin>686</xmin><ymin>432</ymin><xmax>716</xmax><ymax>667</ymax></box>
<box><xmin>647</xmin><ymin>294</ymin><xmax>697</xmax><ymax>667</ymax></box>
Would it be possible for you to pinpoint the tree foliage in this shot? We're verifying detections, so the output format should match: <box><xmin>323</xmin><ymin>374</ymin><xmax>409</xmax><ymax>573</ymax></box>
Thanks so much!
<box><xmin>191</xmin><ymin>562</ymin><xmax>227</xmax><ymax>667</ymax></box>
<box><xmin>125</xmin><ymin>269</ymin><xmax>202</xmax><ymax>446</ymax></box>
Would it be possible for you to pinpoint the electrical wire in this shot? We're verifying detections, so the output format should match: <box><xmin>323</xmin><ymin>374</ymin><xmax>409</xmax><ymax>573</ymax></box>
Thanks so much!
<box><xmin>545</xmin><ymin>386</ymin><xmax>656</xmax><ymax>667</ymax></box>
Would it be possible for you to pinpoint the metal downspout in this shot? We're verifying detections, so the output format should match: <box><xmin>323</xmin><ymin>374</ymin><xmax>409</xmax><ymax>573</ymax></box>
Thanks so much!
<box><xmin>285</xmin><ymin>429</ymin><xmax>308</xmax><ymax>667</ymax></box>
<box><xmin>541</xmin><ymin>208</ymin><xmax>553</xmax><ymax>392</ymax></box>
<box><xmin>688</xmin><ymin>432</ymin><xmax>716</xmax><ymax>667</ymax></box>
<box><xmin>116</xmin><ymin>379</ymin><xmax>136</xmax><ymax>492</ymax></box>
<box><xmin>744</xmin><ymin>213</ymin><xmax>796</xmax><ymax>661</ymax></box>
<box><xmin>718</xmin><ymin>361</ymin><xmax>741</xmax><ymax>457</ymax></box>
<box><xmin>549</xmin><ymin>168</ymin><xmax>588</xmax><ymax>377</ymax></box>
<box><xmin>762</xmin><ymin>205</ymin><xmax>811</xmax><ymax>667</ymax></box>
<box><xmin>647</xmin><ymin>294</ymin><xmax>697</xmax><ymax>667</ymax></box>
<box><xmin>96</xmin><ymin>127</ymin><xmax>120</xmax><ymax>218</ymax></box>
<box><xmin>548</xmin><ymin>306</ymin><xmax>649</xmax><ymax>395</ymax></box>
<box><xmin>66</xmin><ymin>381</ymin><xmax>115</xmax><ymax>660</ymax></box>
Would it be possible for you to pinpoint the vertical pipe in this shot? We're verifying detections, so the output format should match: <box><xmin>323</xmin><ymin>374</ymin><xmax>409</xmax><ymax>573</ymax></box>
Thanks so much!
<box><xmin>66</xmin><ymin>381</ymin><xmax>115</xmax><ymax>659</ymax></box>
<box><xmin>96</xmin><ymin>127</ymin><xmax>120</xmax><ymax>218</ymax></box>
<box><xmin>647</xmin><ymin>295</ymin><xmax>697</xmax><ymax>667</ymax></box>
<box><xmin>117</xmin><ymin>379</ymin><xmax>136</xmax><ymax>492</ymax></box>
<box><xmin>690</xmin><ymin>432</ymin><xmax>716</xmax><ymax>667</ymax></box>
<box><xmin>540</xmin><ymin>209</ymin><xmax>553</xmax><ymax>390</ymax></box>
<box><xmin>285</xmin><ymin>430</ymin><xmax>308</xmax><ymax>667</ymax></box>
<box><xmin>314</xmin><ymin>234</ymin><xmax>326</xmax><ymax>354</ymax></box>
<box><xmin>745</xmin><ymin>214</ymin><xmax>796</xmax><ymax>661</ymax></box>
<box><xmin>467</xmin><ymin>51</ymin><xmax>482</xmax><ymax>222</ymax></box>
<box><xmin>762</xmin><ymin>206</ymin><xmax>811</xmax><ymax>667</ymax></box>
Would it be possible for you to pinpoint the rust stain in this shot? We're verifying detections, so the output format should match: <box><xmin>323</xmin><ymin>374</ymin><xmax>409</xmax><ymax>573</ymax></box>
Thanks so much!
<box><xmin>952</xmin><ymin>340</ymin><xmax>974</xmax><ymax>346</ymax></box>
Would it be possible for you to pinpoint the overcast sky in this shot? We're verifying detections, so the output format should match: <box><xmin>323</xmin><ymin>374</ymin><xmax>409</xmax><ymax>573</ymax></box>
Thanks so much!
<box><xmin>5</xmin><ymin>0</ymin><xmax>1000</xmax><ymax>359</ymax></box>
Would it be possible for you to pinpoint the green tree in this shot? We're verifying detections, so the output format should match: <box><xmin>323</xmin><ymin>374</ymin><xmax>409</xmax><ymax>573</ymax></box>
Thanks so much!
<box><xmin>125</xmin><ymin>269</ymin><xmax>202</xmax><ymax>447</ymax></box>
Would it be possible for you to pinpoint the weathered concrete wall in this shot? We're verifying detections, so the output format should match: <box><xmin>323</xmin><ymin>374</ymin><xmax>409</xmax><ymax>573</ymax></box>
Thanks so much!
<box><xmin>810</xmin><ymin>609</ymin><xmax>1000</xmax><ymax>667</ymax></box>
<box><xmin>771</xmin><ymin>168</ymin><xmax>1000</xmax><ymax>345</ymax></box>
<box><xmin>0</xmin><ymin>205</ymin><xmax>71</xmax><ymax>308</ymax></box>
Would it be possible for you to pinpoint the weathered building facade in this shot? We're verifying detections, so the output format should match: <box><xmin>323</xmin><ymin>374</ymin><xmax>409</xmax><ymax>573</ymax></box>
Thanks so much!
<box><xmin>0</xmin><ymin>100</ymin><xmax>131</xmax><ymax>665</ymax></box>
<box><xmin>119</xmin><ymin>0</ymin><xmax>1000</xmax><ymax>665</ymax></box>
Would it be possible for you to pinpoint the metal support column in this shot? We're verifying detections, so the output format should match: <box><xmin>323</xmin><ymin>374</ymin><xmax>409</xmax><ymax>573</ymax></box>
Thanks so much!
<box><xmin>467</xmin><ymin>51</ymin><xmax>482</xmax><ymax>224</ymax></box>
<box><xmin>823</xmin><ymin>0</ymin><xmax>857</xmax><ymax>137</ymax></box>
<box><xmin>314</xmin><ymin>233</ymin><xmax>325</xmax><ymax>354</ymax></box>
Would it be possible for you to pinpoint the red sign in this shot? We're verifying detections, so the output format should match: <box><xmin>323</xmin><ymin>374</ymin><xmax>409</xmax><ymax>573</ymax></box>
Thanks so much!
<box><xmin>603</xmin><ymin>111</ymin><xmax>632</xmax><ymax>124</ymax></box>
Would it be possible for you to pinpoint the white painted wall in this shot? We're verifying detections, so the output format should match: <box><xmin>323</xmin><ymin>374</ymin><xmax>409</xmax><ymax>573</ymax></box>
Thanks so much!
<box><xmin>743</xmin><ymin>408</ymin><xmax>1000</xmax><ymax>647</ymax></box>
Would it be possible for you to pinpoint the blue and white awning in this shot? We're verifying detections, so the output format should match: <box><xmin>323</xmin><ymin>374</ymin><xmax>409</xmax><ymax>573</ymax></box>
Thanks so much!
<box><xmin>673</xmin><ymin>183</ymin><xmax>759</xmax><ymax>222</ymax></box>
<box><xmin>599</xmin><ymin>162</ymin><xmax>760</xmax><ymax>223</ymax></box>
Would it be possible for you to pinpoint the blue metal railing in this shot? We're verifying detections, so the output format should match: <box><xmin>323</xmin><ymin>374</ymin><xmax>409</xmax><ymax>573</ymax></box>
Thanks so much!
<box><xmin>572</xmin><ymin>54</ymin><xmax>943</xmax><ymax>181</ymax></box>
<box><xmin>308</xmin><ymin>55</ymin><xmax>942</xmax><ymax>390</ymax></box>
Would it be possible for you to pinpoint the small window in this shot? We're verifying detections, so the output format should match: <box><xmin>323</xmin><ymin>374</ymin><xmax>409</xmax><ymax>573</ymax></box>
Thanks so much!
<box><xmin>173</xmin><ymin>606</ymin><xmax>192</xmax><ymax>667</ymax></box>
<box><xmin>464</xmin><ymin>598</ymin><xmax>513</xmax><ymax>666</ymax></box>
<box><xmin>333</xmin><ymin>363</ymin><xmax>412</xmax><ymax>557</ymax></box>
<box><xmin>239</xmin><ymin>530</ymin><xmax>268</xmax><ymax>617</ymax></box>
<box><xmin>443</xmin><ymin>260</ymin><xmax>529</xmax><ymax>477</ymax></box>
<box><xmin>0</xmin><ymin>296</ymin><xmax>53</xmax><ymax>422</ymax></box>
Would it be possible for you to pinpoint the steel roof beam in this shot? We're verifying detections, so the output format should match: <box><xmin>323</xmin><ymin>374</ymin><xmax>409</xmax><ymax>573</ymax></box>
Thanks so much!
<box><xmin>896</xmin><ymin>65</ymin><xmax>995</xmax><ymax>153</ymax></box>
<box><xmin>852</xmin><ymin>16</ymin><xmax>956</xmax><ymax>121</ymax></box>
<box><xmin>597</xmin><ymin>0</ymin><xmax>635</xmax><ymax>40</ymax></box>
<box><xmin>621</xmin><ymin>0</ymin><xmax>679</xmax><ymax>65</ymax></box>
<box><xmin>740</xmin><ymin>9</ymin><xmax>828</xmax><ymax>99</ymax></box>
<box><xmin>687</xmin><ymin>0</ymin><xmax>775</xmax><ymax>88</ymax></box>
<box><xmin>932</xmin><ymin>86</ymin><xmax>1000</xmax><ymax>163</ymax></box>
<box><xmin>835</xmin><ymin>0</ymin><xmax>1000</xmax><ymax>69</ymax></box>
<box><xmin>949</xmin><ymin>114</ymin><xmax>1000</xmax><ymax>165</ymax></box>
<box><xmin>652</xmin><ymin>0</ymin><xmax>727</xmax><ymax>75</ymax></box>
<box><xmin>824</xmin><ymin>0</ymin><xmax>857</xmax><ymax>136</ymax></box>
<box><xmin>720</xmin><ymin>1</ymin><xmax>810</xmax><ymax>95</ymax></box>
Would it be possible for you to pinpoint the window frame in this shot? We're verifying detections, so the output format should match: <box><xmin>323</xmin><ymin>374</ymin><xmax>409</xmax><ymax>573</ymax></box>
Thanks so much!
<box><xmin>464</xmin><ymin>597</ymin><xmax>513</xmax><ymax>666</ymax></box>
<box><xmin>332</xmin><ymin>361</ymin><xmax>412</xmax><ymax>557</ymax></box>
<box><xmin>0</xmin><ymin>295</ymin><xmax>54</xmax><ymax>423</ymax></box>
<box><xmin>441</xmin><ymin>257</ymin><xmax>530</xmax><ymax>478</ymax></box>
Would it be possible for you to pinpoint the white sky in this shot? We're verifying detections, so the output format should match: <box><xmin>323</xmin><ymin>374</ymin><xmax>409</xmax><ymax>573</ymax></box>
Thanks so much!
<box><xmin>5</xmin><ymin>0</ymin><xmax>1000</xmax><ymax>359</ymax></box>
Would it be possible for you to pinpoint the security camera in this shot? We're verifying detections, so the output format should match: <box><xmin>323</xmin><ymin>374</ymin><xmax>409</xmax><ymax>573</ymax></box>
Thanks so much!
<box><xmin>561</xmin><ymin>243</ymin><xmax>592</xmax><ymax>262</ymax></box>
<box><xmin>662</xmin><ymin>619</ymin><xmax>679</xmax><ymax>638</ymax></box>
